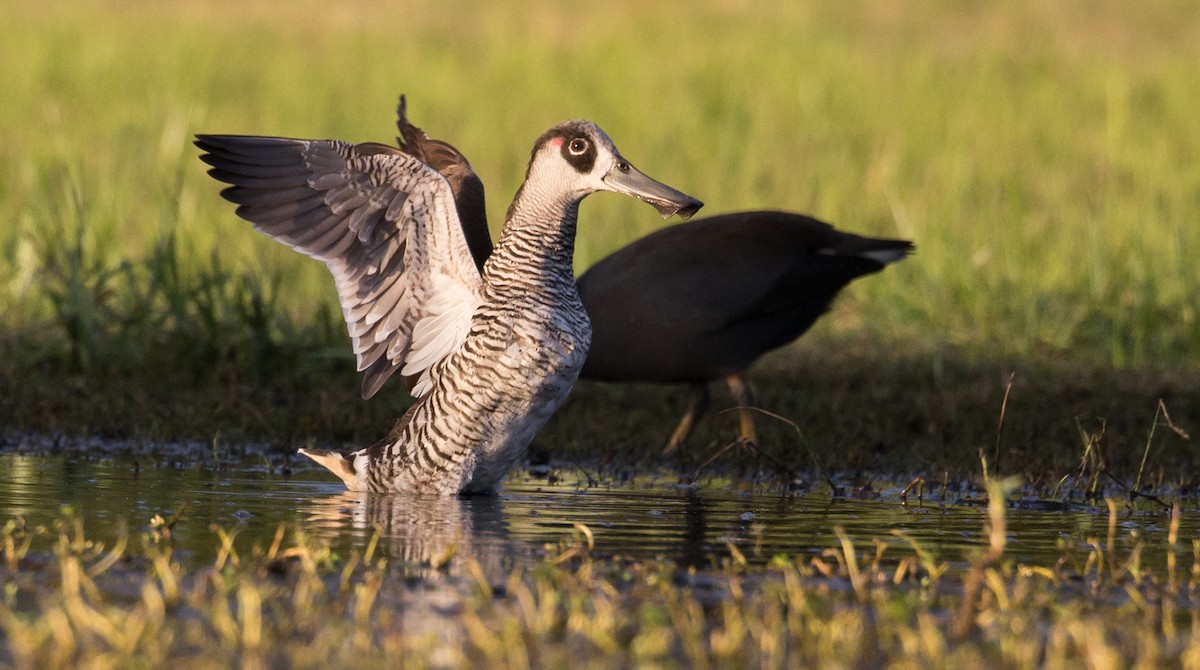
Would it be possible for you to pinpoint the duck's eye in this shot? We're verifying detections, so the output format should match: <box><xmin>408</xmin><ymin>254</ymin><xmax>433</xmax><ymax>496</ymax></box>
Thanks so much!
<box><xmin>568</xmin><ymin>138</ymin><xmax>588</xmax><ymax>155</ymax></box>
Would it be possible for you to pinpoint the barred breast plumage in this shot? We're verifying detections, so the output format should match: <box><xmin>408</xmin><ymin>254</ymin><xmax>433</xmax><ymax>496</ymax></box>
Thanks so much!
<box><xmin>196</xmin><ymin>98</ymin><xmax>701</xmax><ymax>495</ymax></box>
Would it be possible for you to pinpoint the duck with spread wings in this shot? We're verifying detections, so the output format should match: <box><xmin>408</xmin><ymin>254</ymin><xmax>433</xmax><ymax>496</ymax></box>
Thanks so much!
<box><xmin>196</xmin><ymin>103</ymin><xmax>701</xmax><ymax>494</ymax></box>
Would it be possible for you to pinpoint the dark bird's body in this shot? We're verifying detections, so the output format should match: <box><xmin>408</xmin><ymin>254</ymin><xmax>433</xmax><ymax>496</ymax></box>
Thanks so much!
<box><xmin>575</xmin><ymin>211</ymin><xmax>912</xmax><ymax>450</ymax></box>
<box><xmin>578</xmin><ymin>211</ymin><xmax>909</xmax><ymax>383</ymax></box>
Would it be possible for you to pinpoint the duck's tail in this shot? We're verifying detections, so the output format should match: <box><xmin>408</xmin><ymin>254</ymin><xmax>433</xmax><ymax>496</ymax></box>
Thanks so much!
<box><xmin>299</xmin><ymin>448</ymin><xmax>361</xmax><ymax>491</ymax></box>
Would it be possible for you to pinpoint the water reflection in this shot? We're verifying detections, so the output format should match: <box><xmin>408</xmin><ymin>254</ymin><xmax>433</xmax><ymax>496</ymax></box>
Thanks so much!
<box><xmin>303</xmin><ymin>491</ymin><xmax>518</xmax><ymax>581</ymax></box>
<box><xmin>0</xmin><ymin>452</ymin><xmax>1193</xmax><ymax>574</ymax></box>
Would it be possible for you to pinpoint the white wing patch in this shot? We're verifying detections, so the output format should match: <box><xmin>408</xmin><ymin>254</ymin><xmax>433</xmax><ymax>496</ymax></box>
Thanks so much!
<box><xmin>404</xmin><ymin>271</ymin><xmax>482</xmax><ymax>396</ymax></box>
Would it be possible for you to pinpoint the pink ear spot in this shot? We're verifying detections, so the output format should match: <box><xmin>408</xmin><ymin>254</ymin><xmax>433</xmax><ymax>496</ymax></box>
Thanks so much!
<box><xmin>549</xmin><ymin>137</ymin><xmax>563</xmax><ymax>148</ymax></box>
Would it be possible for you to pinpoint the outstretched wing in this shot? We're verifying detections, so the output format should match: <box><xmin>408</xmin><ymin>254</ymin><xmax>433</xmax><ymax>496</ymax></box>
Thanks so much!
<box><xmin>395</xmin><ymin>95</ymin><xmax>493</xmax><ymax>272</ymax></box>
<box><xmin>195</xmin><ymin>135</ymin><xmax>483</xmax><ymax>399</ymax></box>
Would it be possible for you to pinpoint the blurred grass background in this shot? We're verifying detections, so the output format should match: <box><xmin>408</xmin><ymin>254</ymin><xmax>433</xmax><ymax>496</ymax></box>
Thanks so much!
<box><xmin>0</xmin><ymin>0</ymin><xmax>1196</xmax><ymax>469</ymax></box>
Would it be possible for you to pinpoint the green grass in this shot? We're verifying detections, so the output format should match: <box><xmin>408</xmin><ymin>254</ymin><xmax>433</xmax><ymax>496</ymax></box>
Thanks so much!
<box><xmin>0</xmin><ymin>0</ymin><xmax>1198</xmax><ymax>477</ymax></box>
<box><xmin>2</xmin><ymin>0</ymin><xmax>1198</xmax><ymax>365</ymax></box>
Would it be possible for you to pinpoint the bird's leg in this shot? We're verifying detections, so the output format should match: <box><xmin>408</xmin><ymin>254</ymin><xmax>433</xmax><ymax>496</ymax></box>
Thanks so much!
<box><xmin>663</xmin><ymin>383</ymin><xmax>710</xmax><ymax>454</ymax></box>
<box><xmin>724</xmin><ymin>374</ymin><xmax>758</xmax><ymax>445</ymax></box>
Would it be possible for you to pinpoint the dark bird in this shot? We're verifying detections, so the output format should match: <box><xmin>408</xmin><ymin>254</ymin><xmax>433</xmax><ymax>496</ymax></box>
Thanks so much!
<box><xmin>576</xmin><ymin>211</ymin><xmax>913</xmax><ymax>452</ymax></box>
<box><xmin>392</xmin><ymin>100</ymin><xmax>913</xmax><ymax>453</ymax></box>
<box><xmin>196</xmin><ymin>107</ymin><xmax>702</xmax><ymax>494</ymax></box>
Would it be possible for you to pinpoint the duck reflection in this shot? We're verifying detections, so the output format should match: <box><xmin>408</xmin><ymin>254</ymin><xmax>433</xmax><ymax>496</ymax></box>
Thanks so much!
<box><xmin>301</xmin><ymin>491</ymin><xmax>520</xmax><ymax>666</ymax></box>
<box><xmin>302</xmin><ymin>490</ymin><xmax>518</xmax><ymax>582</ymax></box>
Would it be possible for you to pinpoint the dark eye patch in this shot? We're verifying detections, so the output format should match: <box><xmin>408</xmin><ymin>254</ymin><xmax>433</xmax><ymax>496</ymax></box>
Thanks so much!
<box><xmin>560</xmin><ymin>134</ymin><xmax>596</xmax><ymax>173</ymax></box>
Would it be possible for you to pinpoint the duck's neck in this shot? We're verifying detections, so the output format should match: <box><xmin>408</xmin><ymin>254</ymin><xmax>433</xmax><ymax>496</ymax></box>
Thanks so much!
<box><xmin>485</xmin><ymin>181</ymin><xmax>581</xmax><ymax>290</ymax></box>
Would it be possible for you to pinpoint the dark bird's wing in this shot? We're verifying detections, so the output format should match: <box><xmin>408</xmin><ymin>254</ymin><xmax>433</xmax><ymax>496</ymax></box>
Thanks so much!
<box><xmin>196</xmin><ymin>135</ymin><xmax>483</xmax><ymax>399</ymax></box>
<box><xmin>396</xmin><ymin>95</ymin><xmax>492</xmax><ymax>271</ymax></box>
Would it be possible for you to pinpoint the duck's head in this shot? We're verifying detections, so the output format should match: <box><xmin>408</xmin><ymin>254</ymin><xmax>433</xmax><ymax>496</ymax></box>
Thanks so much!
<box><xmin>523</xmin><ymin>120</ymin><xmax>703</xmax><ymax>219</ymax></box>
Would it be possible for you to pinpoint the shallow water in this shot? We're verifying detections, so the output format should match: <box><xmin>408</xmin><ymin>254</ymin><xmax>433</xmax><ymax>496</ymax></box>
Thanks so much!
<box><xmin>0</xmin><ymin>452</ymin><xmax>1190</xmax><ymax>577</ymax></box>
